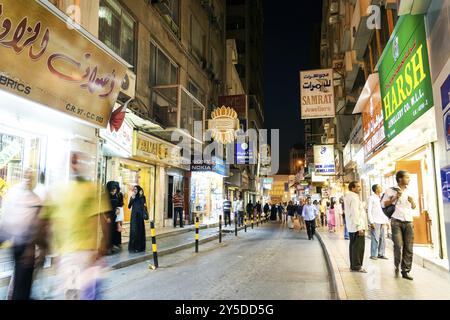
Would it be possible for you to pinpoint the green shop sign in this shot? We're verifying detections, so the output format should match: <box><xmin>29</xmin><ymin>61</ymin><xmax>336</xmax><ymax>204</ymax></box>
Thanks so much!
<box><xmin>377</xmin><ymin>14</ymin><xmax>433</xmax><ymax>141</ymax></box>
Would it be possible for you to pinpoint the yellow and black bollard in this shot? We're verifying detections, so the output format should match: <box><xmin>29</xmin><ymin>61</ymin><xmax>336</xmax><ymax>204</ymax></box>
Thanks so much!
<box><xmin>235</xmin><ymin>214</ymin><xmax>238</xmax><ymax>236</ymax></box>
<box><xmin>219</xmin><ymin>215</ymin><xmax>222</xmax><ymax>243</ymax></box>
<box><xmin>256</xmin><ymin>213</ymin><xmax>259</xmax><ymax>227</ymax></box>
<box><xmin>150</xmin><ymin>221</ymin><xmax>158</xmax><ymax>268</ymax></box>
<box><xmin>244</xmin><ymin>214</ymin><xmax>247</xmax><ymax>232</ymax></box>
<box><xmin>195</xmin><ymin>216</ymin><xmax>199</xmax><ymax>253</ymax></box>
<box><xmin>251</xmin><ymin>214</ymin><xmax>254</xmax><ymax>229</ymax></box>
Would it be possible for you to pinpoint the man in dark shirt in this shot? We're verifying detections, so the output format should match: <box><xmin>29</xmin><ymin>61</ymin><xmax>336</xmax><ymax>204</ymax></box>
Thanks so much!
<box><xmin>172</xmin><ymin>190</ymin><xmax>184</xmax><ymax>228</ymax></box>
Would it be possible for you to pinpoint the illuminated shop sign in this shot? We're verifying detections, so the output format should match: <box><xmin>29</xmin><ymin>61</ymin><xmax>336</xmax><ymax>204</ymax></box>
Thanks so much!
<box><xmin>300</xmin><ymin>69</ymin><xmax>335</xmax><ymax>119</ymax></box>
<box><xmin>378</xmin><ymin>14</ymin><xmax>434</xmax><ymax>141</ymax></box>
<box><xmin>314</xmin><ymin>145</ymin><xmax>335</xmax><ymax>175</ymax></box>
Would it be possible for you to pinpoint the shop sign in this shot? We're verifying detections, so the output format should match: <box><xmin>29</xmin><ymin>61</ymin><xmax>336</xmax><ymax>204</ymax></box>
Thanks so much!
<box><xmin>100</xmin><ymin>117</ymin><xmax>133</xmax><ymax>155</ymax></box>
<box><xmin>133</xmin><ymin>132</ymin><xmax>179</xmax><ymax>165</ymax></box>
<box><xmin>0</xmin><ymin>0</ymin><xmax>129</xmax><ymax>128</ymax></box>
<box><xmin>343</xmin><ymin>141</ymin><xmax>351</xmax><ymax>166</ymax></box>
<box><xmin>236</xmin><ymin>141</ymin><xmax>255</xmax><ymax>165</ymax></box>
<box><xmin>314</xmin><ymin>145</ymin><xmax>335</xmax><ymax>175</ymax></box>
<box><xmin>190</xmin><ymin>157</ymin><xmax>228</xmax><ymax>176</ymax></box>
<box><xmin>300</xmin><ymin>69</ymin><xmax>335</xmax><ymax>119</ymax></box>
<box><xmin>378</xmin><ymin>14</ymin><xmax>434</xmax><ymax>142</ymax></box>
<box><xmin>218</xmin><ymin>95</ymin><xmax>247</xmax><ymax>119</ymax></box>
<box><xmin>362</xmin><ymin>83</ymin><xmax>386</xmax><ymax>159</ymax></box>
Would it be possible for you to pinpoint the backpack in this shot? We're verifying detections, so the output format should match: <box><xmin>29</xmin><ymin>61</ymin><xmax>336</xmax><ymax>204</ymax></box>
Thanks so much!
<box><xmin>381</xmin><ymin>188</ymin><xmax>398</xmax><ymax>219</ymax></box>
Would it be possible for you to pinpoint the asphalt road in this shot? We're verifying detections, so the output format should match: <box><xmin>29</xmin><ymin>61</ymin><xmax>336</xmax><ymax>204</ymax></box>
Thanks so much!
<box><xmin>100</xmin><ymin>222</ymin><xmax>333</xmax><ymax>300</ymax></box>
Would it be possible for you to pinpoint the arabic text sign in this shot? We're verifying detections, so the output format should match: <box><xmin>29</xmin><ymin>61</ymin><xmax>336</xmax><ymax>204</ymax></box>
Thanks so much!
<box><xmin>314</xmin><ymin>145</ymin><xmax>335</xmax><ymax>175</ymax></box>
<box><xmin>378</xmin><ymin>14</ymin><xmax>433</xmax><ymax>141</ymax></box>
<box><xmin>300</xmin><ymin>69</ymin><xmax>335</xmax><ymax>119</ymax></box>
<box><xmin>0</xmin><ymin>0</ymin><xmax>128</xmax><ymax>128</ymax></box>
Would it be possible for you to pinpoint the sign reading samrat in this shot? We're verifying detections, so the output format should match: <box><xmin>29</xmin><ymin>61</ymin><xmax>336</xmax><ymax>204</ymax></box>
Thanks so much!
<box><xmin>378</xmin><ymin>14</ymin><xmax>434</xmax><ymax>141</ymax></box>
<box><xmin>0</xmin><ymin>0</ymin><xmax>129</xmax><ymax>128</ymax></box>
<box><xmin>300</xmin><ymin>69</ymin><xmax>335</xmax><ymax>119</ymax></box>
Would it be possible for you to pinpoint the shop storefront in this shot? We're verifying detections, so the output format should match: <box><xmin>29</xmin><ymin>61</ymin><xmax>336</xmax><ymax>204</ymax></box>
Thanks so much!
<box><xmin>0</xmin><ymin>0</ymin><xmax>132</xmax><ymax>217</ymax></box>
<box><xmin>190</xmin><ymin>157</ymin><xmax>228</xmax><ymax>224</ymax></box>
<box><xmin>355</xmin><ymin>14</ymin><xmax>445</xmax><ymax>256</ymax></box>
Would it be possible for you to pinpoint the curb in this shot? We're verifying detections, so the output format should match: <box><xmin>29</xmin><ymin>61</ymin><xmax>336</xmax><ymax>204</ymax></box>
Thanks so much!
<box><xmin>315</xmin><ymin>231</ymin><xmax>348</xmax><ymax>300</ymax></box>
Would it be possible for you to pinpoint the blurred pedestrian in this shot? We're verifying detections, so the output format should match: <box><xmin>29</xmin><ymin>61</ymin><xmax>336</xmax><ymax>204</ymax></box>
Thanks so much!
<box><xmin>128</xmin><ymin>185</ymin><xmax>147</xmax><ymax>253</ymax></box>
<box><xmin>223</xmin><ymin>196</ymin><xmax>232</xmax><ymax>227</ymax></box>
<box><xmin>44</xmin><ymin>153</ymin><xmax>111</xmax><ymax>300</ymax></box>
<box><xmin>319</xmin><ymin>200</ymin><xmax>327</xmax><ymax>227</ymax></box>
<box><xmin>302</xmin><ymin>197</ymin><xmax>319</xmax><ymax>240</ymax></box>
<box><xmin>277</xmin><ymin>203</ymin><xmax>283</xmax><ymax>222</ymax></box>
<box><xmin>286</xmin><ymin>201</ymin><xmax>295</xmax><ymax>229</ymax></box>
<box><xmin>172</xmin><ymin>189</ymin><xmax>184</xmax><ymax>228</ymax></box>
<box><xmin>235</xmin><ymin>195</ymin><xmax>244</xmax><ymax>226</ymax></box>
<box><xmin>0</xmin><ymin>169</ymin><xmax>47</xmax><ymax>300</ymax></box>
<box><xmin>263</xmin><ymin>202</ymin><xmax>270</xmax><ymax>220</ymax></box>
<box><xmin>328</xmin><ymin>198</ymin><xmax>337</xmax><ymax>233</ymax></box>
<box><xmin>340</xmin><ymin>197</ymin><xmax>349</xmax><ymax>240</ymax></box>
<box><xmin>344</xmin><ymin>181</ymin><xmax>367</xmax><ymax>273</ymax></box>
<box><xmin>367</xmin><ymin>184</ymin><xmax>389</xmax><ymax>260</ymax></box>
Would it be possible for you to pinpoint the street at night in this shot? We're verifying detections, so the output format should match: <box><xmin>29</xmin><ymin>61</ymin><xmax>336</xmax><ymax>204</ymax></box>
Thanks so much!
<box><xmin>1</xmin><ymin>0</ymin><xmax>450</xmax><ymax>315</ymax></box>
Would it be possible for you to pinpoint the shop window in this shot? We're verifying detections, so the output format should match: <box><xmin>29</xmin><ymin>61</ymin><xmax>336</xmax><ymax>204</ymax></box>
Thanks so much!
<box><xmin>153</xmin><ymin>0</ymin><xmax>180</xmax><ymax>37</ymax></box>
<box><xmin>99</xmin><ymin>0</ymin><xmax>136</xmax><ymax>66</ymax></box>
<box><xmin>150</xmin><ymin>42</ymin><xmax>179</xmax><ymax>87</ymax></box>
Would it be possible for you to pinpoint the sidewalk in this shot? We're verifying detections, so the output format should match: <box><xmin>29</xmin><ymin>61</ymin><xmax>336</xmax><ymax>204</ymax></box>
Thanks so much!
<box><xmin>317</xmin><ymin>226</ymin><xmax>450</xmax><ymax>300</ymax></box>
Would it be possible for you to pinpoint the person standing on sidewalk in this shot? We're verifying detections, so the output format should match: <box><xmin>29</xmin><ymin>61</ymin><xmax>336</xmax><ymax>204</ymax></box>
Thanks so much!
<box><xmin>382</xmin><ymin>171</ymin><xmax>417</xmax><ymax>280</ymax></box>
<box><xmin>327</xmin><ymin>198</ymin><xmax>336</xmax><ymax>233</ymax></box>
<box><xmin>236</xmin><ymin>195</ymin><xmax>245</xmax><ymax>226</ymax></box>
<box><xmin>367</xmin><ymin>184</ymin><xmax>389</xmax><ymax>260</ymax></box>
<box><xmin>172</xmin><ymin>190</ymin><xmax>184</xmax><ymax>228</ymax></box>
<box><xmin>223</xmin><ymin>196</ymin><xmax>232</xmax><ymax>227</ymax></box>
<box><xmin>344</xmin><ymin>181</ymin><xmax>367</xmax><ymax>273</ymax></box>
<box><xmin>302</xmin><ymin>197</ymin><xmax>319</xmax><ymax>240</ymax></box>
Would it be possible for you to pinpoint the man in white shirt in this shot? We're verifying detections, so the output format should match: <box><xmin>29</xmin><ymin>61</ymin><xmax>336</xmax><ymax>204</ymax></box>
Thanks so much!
<box><xmin>302</xmin><ymin>197</ymin><xmax>319</xmax><ymax>240</ymax></box>
<box><xmin>367</xmin><ymin>184</ymin><xmax>389</xmax><ymax>260</ymax></box>
<box><xmin>382</xmin><ymin>170</ymin><xmax>416</xmax><ymax>280</ymax></box>
<box><xmin>344</xmin><ymin>181</ymin><xmax>367</xmax><ymax>273</ymax></box>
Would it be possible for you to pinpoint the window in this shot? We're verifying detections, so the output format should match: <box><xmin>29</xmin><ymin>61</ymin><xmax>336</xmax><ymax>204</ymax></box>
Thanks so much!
<box><xmin>150</xmin><ymin>42</ymin><xmax>178</xmax><ymax>86</ymax></box>
<box><xmin>190</xmin><ymin>15</ymin><xmax>205</xmax><ymax>60</ymax></box>
<box><xmin>153</xmin><ymin>0</ymin><xmax>180</xmax><ymax>37</ymax></box>
<box><xmin>99</xmin><ymin>0</ymin><xmax>135</xmax><ymax>66</ymax></box>
<box><xmin>188</xmin><ymin>80</ymin><xmax>206</xmax><ymax>105</ymax></box>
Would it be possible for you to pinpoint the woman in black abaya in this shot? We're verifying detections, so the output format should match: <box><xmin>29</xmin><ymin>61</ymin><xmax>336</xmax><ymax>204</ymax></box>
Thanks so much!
<box><xmin>128</xmin><ymin>185</ymin><xmax>146</xmax><ymax>253</ymax></box>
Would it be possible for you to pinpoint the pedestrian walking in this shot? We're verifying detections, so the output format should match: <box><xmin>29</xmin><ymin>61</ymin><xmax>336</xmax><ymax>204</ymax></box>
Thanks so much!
<box><xmin>302</xmin><ymin>197</ymin><xmax>319</xmax><ymax>240</ymax></box>
<box><xmin>172</xmin><ymin>189</ymin><xmax>184</xmax><ymax>228</ymax></box>
<box><xmin>270</xmin><ymin>203</ymin><xmax>278</xmax><ymax>221</ymax></box>
<box><xmin>382</xmin><ymin>171</ymin><xmax>417</xmax><ymax>280</ymax></box>
<box><xmin>277</xmin><ymin>203</ymin><xmax>283</xmax><ymax>222</ymax></box>
<box><xmin>344</xmin><ymin>181</ymin><xmax>367</xmax><ymax>273</ymax></box>
<box><xmin>246</xmin><ymin>201</ymin><xmax>254</xmax><ymax>223</ymax></box>
<box><xmin>236</xmin><ymin>196</ymin><xmax>245</xmax><ymax>226</ymax></box>
<box><xmin>367</xmin><ymin>184</ymin><xmax>389</xmax><ymax>260</ymax></box>
<box><xmin>327</xmin><ymin>198</ymin><xmax>337</xmax><ymax>233</ymax></box>
<box><xmin>44</xmin><ymin>152</ymin><xmax>111</xmax><ymax>300</ymax></box>
<box><xmin>320</xmin><ymin>200</ymin><xmax>327</xmax><ymax>227</ymax></box>
<box><xmin>286</xmin><ymin>201</ymin><xmax>295</xmax><ymax>229</ymax></box>
<box><xmin>223</xmin><ymin>196</ymin><xmax>232</xmax><ymax>227</ymax></box>
<box><xmin>313</xmin><ymin>200</ymin><xmax>321</xmax><ymax>228</ymax></box>
<box><xmin>0</xmin><ymin>169</ymin><xmax>47</xmax><ymax>300</ymax></box>
<box><xmin>256</xmin><ymin>201</ymin><xmax>262</xmax><ymax>216</ymax></box>
<box><xmin>263</xmin><ymin>202</ymin><xmax>270</xmax><ymax>217</ymax></box>
<box><xmin>128</xmin><ymin>185</ymin><xmax>147</xmax><ymax>253</ymax></box>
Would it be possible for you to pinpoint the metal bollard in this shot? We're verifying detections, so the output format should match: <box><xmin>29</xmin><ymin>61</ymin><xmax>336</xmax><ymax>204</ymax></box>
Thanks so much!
<box><xmin>244</xmin><ymin>214</ymin><xmax>247</xmax><ymax>232</ymax></box>
<box><xmin>195</xmin><ymin>216</ymin><xmax>199</xmax><ymax>253</ymax></box>
<box><xmin>251</xmin><ymin>214</ymin><xmax>254</xmax><ymax>229</ymax></box>
<box><xmin>219</xmin><ymin>215</ymin><xmax>222</xmax><ymax>243</ymax></box>
<box><xmin>150</xmin><ymin>221</ymin><xmax>158</xmax><ymax>268</ymax></box>
<box><xmin>235</xmin><ymin>215</ymin><xmax>238</xmax><ymax>236</ymax></box>
<box><xmin>257</xmin><ymin>213</ymin><xmax>259</xmax><ymax>227</ymax></box>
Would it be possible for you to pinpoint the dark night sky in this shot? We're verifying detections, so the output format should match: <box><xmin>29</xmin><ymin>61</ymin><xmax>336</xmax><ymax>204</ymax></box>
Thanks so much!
<box><xmin>263</xmin><ymin>0</ymin><xmax>323</xmax><ymax>174</ymax></box>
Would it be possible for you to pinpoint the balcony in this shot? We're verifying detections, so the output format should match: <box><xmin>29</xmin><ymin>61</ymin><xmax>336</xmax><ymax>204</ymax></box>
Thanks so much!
<box><xmin>149</xmin><ymin>85</ymin><xmax>205</xmax><ymax>142</ymax></box>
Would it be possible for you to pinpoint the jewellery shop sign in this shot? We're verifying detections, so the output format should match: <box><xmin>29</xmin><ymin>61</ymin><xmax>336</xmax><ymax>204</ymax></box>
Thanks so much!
<box><xmin>133</xmin><ymin>131</ymin><xmax>181</xmax><ymax>167</ymax></box>
<box><xmin>0</xmin><ymin>0</ymin><xmax>128</xmax><ymax>128</ymax></box>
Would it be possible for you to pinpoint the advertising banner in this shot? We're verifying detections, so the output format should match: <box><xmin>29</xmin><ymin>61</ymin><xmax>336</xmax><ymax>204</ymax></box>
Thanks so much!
<box><xmin>0</xmin><ymin>0</ymin><xmax>129</xmax><ymax>128</ymax></box>
<box><xmin>378</xmin><ymin>14</ymin><xmax>434</xmax><ymax>141</ymax></box>
<box><xmin>300</xmin><ymin>69</ymin><xmax>335</xmax><ymax>119</ymax></box>
<box><xmin>314</xmin><ymin>145</ymin><xmax>335</xmax><ymax>175</ymax></box>
<box><xmin>362</xmin><ymin>83</ymin><xmax>386</xmax><ymax>160</ymax></box>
